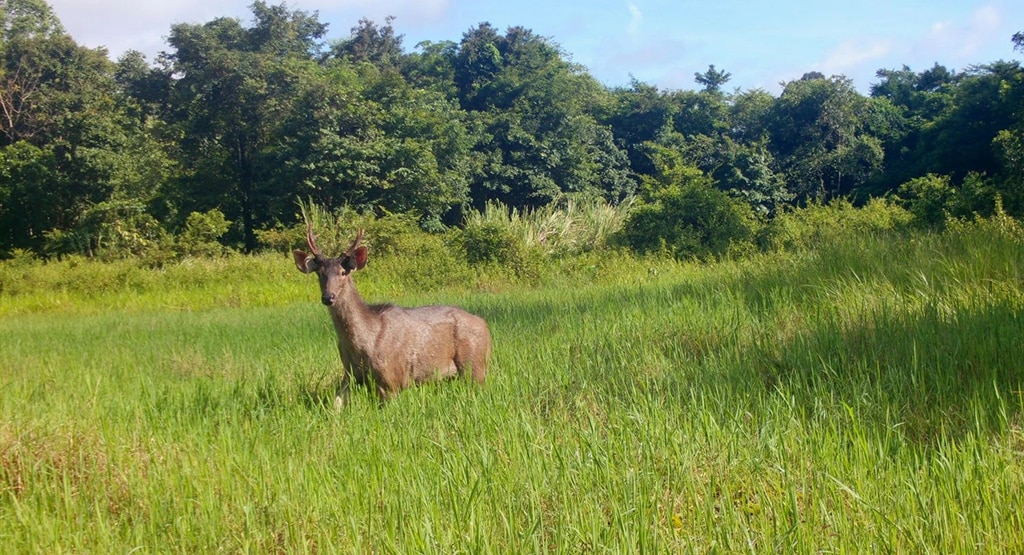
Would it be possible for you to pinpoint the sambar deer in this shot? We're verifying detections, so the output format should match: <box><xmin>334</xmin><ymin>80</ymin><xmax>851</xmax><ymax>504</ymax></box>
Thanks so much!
<box><xmin>293</xmin><ymin>226</ymin><xmax>491</xmax><ymax>406</ymax></box>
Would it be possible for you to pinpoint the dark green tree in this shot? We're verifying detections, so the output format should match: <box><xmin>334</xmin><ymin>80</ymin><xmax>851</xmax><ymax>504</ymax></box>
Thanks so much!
<box><xmin>284</xmin><ymin>61</ymin><xmax>477</xmax><ymax>223</ymax></box>
<box><xmin>161</xmin><ymin>1</ymin><xmax>327</xmax><ymax>250</ymax></box>
<box><xmin>728</xmin><ymin>88</ymin><xmax>774</xmax><ymax>144</ymax></box>
<box><xmin>769</xmin><ymin>74</ymin><xmax>883</xmax><ymax>199</ymax></box>
<box><xmin>600</xmin><ymin>79</ymin><xmax>677</xmax><ymax>175</ymax></box>
<box><xmin>1</xmin><ymin>0</ymin><xmax>165</xmax><ymax>255</ymax></box>
<box><xmin>694</xmin><ymin>64</ymin><xmax>731</xmax><ymax>93</ymax></box>
<box><xmin>330</xmin><ymin>16</ymin><xmax>404</xmax><ymax>69</ymax></box>
<box><xmin>402</xmin><ymin>39</ymin><xmax>458</xmax><ymax>97</ymax></box>
<box><xmin>914</xmin><ymin>62</ymin><xmax>1021</xmax><ymax>181</ymax></box>
<box><xmin>454</xmin><ymin>24</ymin><xmax>633</xmax><ymax>208</ymax></box>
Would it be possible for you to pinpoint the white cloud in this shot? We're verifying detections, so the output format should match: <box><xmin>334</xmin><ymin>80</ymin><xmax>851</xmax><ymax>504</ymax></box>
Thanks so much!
<box><xmin>818</xmin><ymin>39</ymin><xmax>892</xmax><ymax>76</ymax></box>
<box><xmin>47</xmin><ymin>0</ymin><xmax>452</xmax><ymax>60</ymax></box>
<box><xmin>47</xmin><ymin>1</ymin><xmax>251</xmax><ymax>57</ymax></box>
<box><xmin>314</xmin><ymin>0</ymin><xmax>452</xmax><ymax>24</ymax></box>
<box><xmin>920</xmin><ymin>4</ymin><xmax>1002</xmax><ymax>60</ymax></box>
<box><xmin>626</xmin><ymin>3</ymin><xmax>643</xmax><ymax>36</ymax></box>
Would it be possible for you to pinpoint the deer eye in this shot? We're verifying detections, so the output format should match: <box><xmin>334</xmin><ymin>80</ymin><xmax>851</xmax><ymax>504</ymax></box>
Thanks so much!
<box><xmin>341</xmin><ymin>256</ymin><xmax>356</xmax><ymax>272</ymax></box>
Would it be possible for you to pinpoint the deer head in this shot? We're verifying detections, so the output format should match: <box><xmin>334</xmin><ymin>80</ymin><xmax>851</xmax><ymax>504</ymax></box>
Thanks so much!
<box><xmin>293</xmin><ymin>226</ymin><xmax>368</xmax><ymax>306</ymax></box>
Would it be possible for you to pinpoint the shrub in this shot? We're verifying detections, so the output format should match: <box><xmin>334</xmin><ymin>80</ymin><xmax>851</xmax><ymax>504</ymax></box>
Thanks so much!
<box><xmin>359</xmin><ymin>212</ymin><xmax>434</xmax><ymax>257</ymax></box>
<box><xmin>177</xmin><ymin>209</ymin><xmax>231</xmax><ymax>258</ymax></box>
<box><xmin>896</xmin><ymin>172</ymin><xmax>1000</xmax><ymax>229</ymax></box>
<box><xmin>761</xmin><ymin>197</ymin><xmax>911</xmax><ymax>251</ymax></box>
<box><xmin>459</xmin><ymin>222</ymin><xmax>526</xmax><ymax>266</ymax></box>
<box><xmin>946</xmin><ymin>195</ymin><xmax>1024</xmax><ymax>243</ymax></box>
<box><xmin>42</xmin><ymin>200</ymin><xmax>173</xmax><ymax>262</ymax></box>
<box><xmin>254</xmin><ymin>225</ymin><xmax>301</xmax><ymax>254</ymax></box>
<box><xmin>618</xmin><ymin>182</ymin><xmax>756</xmax><ymax>260</ymax></box>
<box><xmin>286</xmin><ymin>200</ymin><xmax>449</xmax><ymax>261</ymax></box>
<box><xmin>897</xmin><ymin>174</ymin><xmax>954</xmax><ymax>228</ymax></box>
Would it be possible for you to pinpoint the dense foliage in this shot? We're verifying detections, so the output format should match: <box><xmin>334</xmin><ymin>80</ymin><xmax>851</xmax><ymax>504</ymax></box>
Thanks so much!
<box><xmin>1</xmin><ymin>0</ymin><xmax>1023</xmax><ymax>260</ymax></box>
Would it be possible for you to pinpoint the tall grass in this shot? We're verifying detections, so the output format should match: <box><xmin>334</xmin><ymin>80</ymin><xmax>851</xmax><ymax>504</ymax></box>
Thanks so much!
<box><xmin>464</xmin><ymin>196</ymin><xmax>633</xmax><ymax>256</ymax></box>
<box><xmin>1</xmin><ymin>219</ymin><xmax>1023</xmax><ymax>552</ymax></box>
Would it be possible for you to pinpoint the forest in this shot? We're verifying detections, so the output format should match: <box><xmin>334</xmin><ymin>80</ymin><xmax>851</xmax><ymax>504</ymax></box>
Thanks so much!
<box><xmin>1</xmin><ymin>0</ymin><xmax>1023</xmax><ymax>259</ymax></box>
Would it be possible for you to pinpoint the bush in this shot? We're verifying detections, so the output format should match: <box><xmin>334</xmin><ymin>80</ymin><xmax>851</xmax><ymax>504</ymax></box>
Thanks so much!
<box><xmin>459</xmin><ymin>222</ymin><xmax>526</xmax><ymax>266</ymax></box>
<box><xmin>359</xmin><ymin>212</ymin><xmax>435</xmax><ymax>258</ymax></box>
<box><xmin>42</xmin><ymin>200</ymin><xmax>173</xmax><ymax>262</ymax></box>
<box><xmin>896</xmin><ymin>172</ymin><xmax>1000</xmax><ymax>229</ymax></box>
<box><xmin>946</xmin><ymin>196</ymin><xmax>1024</xmax><ymax>243</ymax></box>
<box><xmin>618</xmin><ymin>182</ymin><xmax>756</xmax><ymax>260</ymax></box>
<box><xmin>897</xmin><ymin>174</ymin><xmax>954</xmax><ymax>228</ymax></box>
<box><xmin>254</xmin><ymin>225</ymin><xmax>301</xmax><ymax>254</ymax></box>
<box><xmin>177</xmin><ymin>209</ymin><xmax>231</xmax><ymax>258</ymax></box>
<box><xmin>280</xmin><ymin>201</ymin><xmax>450</xmax><ymax>260</ymax></box>
<box><xmin>760</xmin><ymin>197</ymin><xmax>911</xmax><ymax>251</ymax></box>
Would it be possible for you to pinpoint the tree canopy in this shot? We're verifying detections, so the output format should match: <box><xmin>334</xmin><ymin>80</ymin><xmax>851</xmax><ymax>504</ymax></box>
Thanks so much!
<box><xmin>2</xmin><ymin>2</ymin><xmax>1023</xmax><ymax>258</ymax></box>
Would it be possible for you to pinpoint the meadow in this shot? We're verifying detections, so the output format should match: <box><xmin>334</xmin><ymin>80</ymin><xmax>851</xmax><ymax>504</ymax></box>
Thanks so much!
<box><xmin>1</xmin><ymin>220</ymin><xmax>1023</xmax><ymax>553</ymax></box>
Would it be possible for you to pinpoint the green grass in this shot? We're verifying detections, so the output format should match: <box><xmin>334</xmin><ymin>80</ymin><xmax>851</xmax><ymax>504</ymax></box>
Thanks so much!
<box><xmin>2</xmin><ymin>224</ymin><xmax>1023</xmax><ymax>553</ymax></box>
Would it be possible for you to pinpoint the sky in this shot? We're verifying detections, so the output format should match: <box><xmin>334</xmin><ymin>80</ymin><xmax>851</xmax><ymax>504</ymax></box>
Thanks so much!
<box><xmin>47</xmin><ymin>0</ymin><xmax>1024</xmax><ymax>94</ymax></box>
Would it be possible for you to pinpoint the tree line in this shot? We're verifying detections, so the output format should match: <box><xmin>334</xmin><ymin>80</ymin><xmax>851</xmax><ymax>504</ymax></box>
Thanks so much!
<box><xmin>2</xmin><ymin>0</ymin><xmax>1023</xmax><ymax>258</ymax></box>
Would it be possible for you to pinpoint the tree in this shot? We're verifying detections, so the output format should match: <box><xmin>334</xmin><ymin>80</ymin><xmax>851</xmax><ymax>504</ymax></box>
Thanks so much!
<box><xmin>402</xmin><ymin>39</ymin><xmax>458</xmax><ymax>97</ymax></box>
<box><xmin>914</xmin><ymin>62</ymin><xmax>1022</xmax><ymax>181</ymax></box>
<box><xmin>454</xmin><ymin>24</ymin><xmax>633</xmax><ymax>208</ymax></box>
<box><xmin>728</xmin><ymin>88</ymin><xmax>774</xmax><ymax>144</ymax></box>
<box><xmin>113</xmin><ymin>50</ymin><xmax>170</xmax><ymax>122</ymax></box>
<box><xmin>453</xmin><ymin>22</ymin><xmax>504</xmax><ymax>112</ymax></box>
<box><xmin>719</xmin><ymin>139</ymin><xmax>791</xmax><ymax>215</ymax></box>
<box><xmin>1</xmin><ymin>0</ymin><xmax>160</xmax><ymax>255</ymax></box>
<box><xmin>694</xmin><ymin>64</ymin><xmax>731</xmax><ymax>94</ymax></box>
<box><xmin>161</xmin><ymin>1</ymin><xmax>327</xmax><ymax>250</ymax></box>
<box><xmin>330</xmin><ymin>16</ymin><xmax>404</xmax><ymax>69</ymax></box>
<box><xmin>769</xmin><ymin>75</ymin><xmax>883</xmax><ymax>199</ymax></box>
<box><xmin>0</xmin><ymin>0</ymin><xmax>65</xmax><ymax>144</ymax></box>
<box><xmin>671</xmin><ymin>88</ymin><xmax>728</xmax><ymax>139</ymax></box>
<box><xmin>284</xmin><ymin>62</ymin><xmax>477</xmax><ymax>222</ymax></box>
<box><xmin>601</xmin><ymin>79</ymin><xmax>676</xmax><ymax>175</ymax></box>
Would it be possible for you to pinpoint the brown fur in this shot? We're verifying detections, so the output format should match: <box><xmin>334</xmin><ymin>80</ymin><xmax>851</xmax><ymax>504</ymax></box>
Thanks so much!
<box><xmin>293</xmin><ymin>230</ymin><xmax>491</xmax><ymax>405</ymax></box>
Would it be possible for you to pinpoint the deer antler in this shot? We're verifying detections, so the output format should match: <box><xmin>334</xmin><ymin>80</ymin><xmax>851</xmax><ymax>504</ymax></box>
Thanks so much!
<box><xmin>305</xmin><ymin>224</ymin><xmax>321</xmax><ymax>255</ymax></box>
<box><xmin>346</xmin><ymin>229</ymin><xmax>364</xmax><ymax>254</ymax></box>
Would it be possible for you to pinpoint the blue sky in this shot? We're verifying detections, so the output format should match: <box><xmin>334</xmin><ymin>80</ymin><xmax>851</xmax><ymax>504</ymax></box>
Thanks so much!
<box><xmin>49</xmin><ymin>0</ymin><xmax>1024</xmax><ymax>93</ymax></box>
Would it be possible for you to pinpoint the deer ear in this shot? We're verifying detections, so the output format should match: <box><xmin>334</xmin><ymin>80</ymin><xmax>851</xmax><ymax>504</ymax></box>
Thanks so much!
<box><xmin>353</xmin><ymin>246</ymin><xmax>368</xmax><ymax>270</ymax></box>
<box><xmin>292</xmin><ymin>250</ymin><xmax>317</xmax><ymax>273</ymax></box>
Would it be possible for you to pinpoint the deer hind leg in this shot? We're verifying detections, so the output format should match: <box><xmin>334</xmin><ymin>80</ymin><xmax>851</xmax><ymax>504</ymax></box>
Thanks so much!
<box><xmin>469</xmin><ymin>356</ymin><xmax>487</xmax><ymax>384</ymax></box>
<box><xmin>376</xmin><ymin>384</ymin><xmax>392</xmax><ymax>405</ymax></box>
<box><xmin>455</xmin><ymin>351</ymin><xmax>487</xmax><ymax>384</ymax></box>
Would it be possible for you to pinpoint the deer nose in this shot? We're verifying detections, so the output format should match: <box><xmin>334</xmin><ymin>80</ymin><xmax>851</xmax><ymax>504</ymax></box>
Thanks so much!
<box><xmin>321</xmin><ymin>293</ymin><xmax>335</xmax><ymax>306</ymax></box>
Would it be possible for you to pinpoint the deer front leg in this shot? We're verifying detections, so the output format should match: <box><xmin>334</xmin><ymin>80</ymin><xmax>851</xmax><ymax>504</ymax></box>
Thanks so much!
<box><xmin>334</xmin><ymin>373</ymin><xmax>351</xmax><ymax>411</ymax></box>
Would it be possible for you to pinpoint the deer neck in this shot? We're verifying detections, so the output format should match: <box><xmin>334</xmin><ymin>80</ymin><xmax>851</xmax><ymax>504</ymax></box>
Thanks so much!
<box><xmin>327</xmin><ymin>276</ymin><xmax>381</xmax><ymax>351</ymax></box>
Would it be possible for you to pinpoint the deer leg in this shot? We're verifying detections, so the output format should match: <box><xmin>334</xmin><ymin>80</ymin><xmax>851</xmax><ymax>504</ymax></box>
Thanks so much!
<box><xmin>456</xmin><ymin>354</ymin><xmax>487</xmax><ymax>385</ymax></box>
<box><xmin>372</xmin><ymin>384</ymin><xmax>386</xmax><ymax>407</ymax></box>
<box><xmin>471</xmin><ymin>360</ymin><xmax>486</xmax><ymax>384</ymax></box>
<box><xmin>334</xmin><ymin>374</ymin><xmax>351</xmax><ymax>411</ymax></box>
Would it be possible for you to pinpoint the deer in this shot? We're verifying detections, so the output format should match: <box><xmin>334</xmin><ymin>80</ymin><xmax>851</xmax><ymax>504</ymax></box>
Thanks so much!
<box><xmin>293</xmin><ymin>226</ymin><xmax>491</xmax><ymax>407</ymax></box>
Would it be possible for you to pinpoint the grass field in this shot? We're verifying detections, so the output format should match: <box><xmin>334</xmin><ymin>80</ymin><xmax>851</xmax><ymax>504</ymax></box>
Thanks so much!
<box><xmin>2</xmin><ymin>223</ymin><xmax>1023</xmax><ymax>553</ymax></box>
